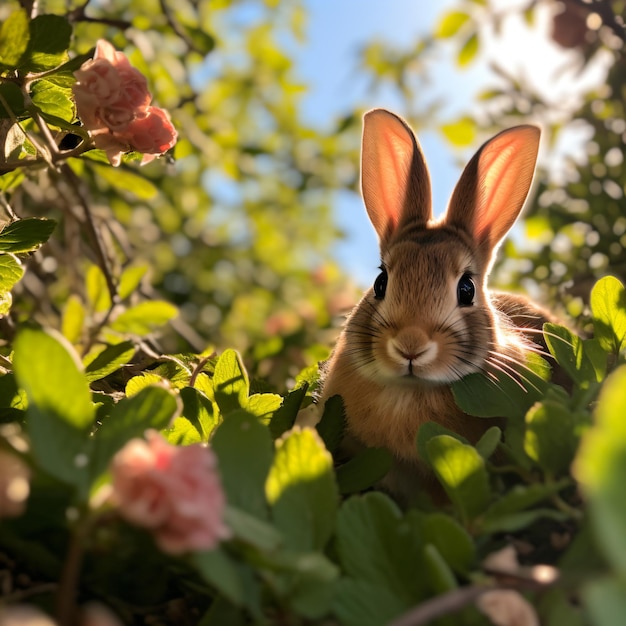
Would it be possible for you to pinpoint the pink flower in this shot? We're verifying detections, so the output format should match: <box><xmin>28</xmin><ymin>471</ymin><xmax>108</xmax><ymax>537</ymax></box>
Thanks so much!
<box><xmin>122</xmin><ymin>107</ymin><xmax>178</xmax><ymax>165</ymax></box>
<box><xmin>110</xmin><ymin>431</ymin><xmax>230</xmax><ymax>554</ymax></box>
<box><xmin>72</xmin><ymin>40</ymin><xmax>177</xmax><ymax>166</ymax></box>
<box><xmin>0</xmin><ymin>450</ymin><xmax>30</xmax><ymax>519</ymax></box>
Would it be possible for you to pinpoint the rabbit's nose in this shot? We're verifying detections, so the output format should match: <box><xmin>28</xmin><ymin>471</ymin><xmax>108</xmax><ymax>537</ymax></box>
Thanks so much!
<box><xmin>389</xmin><ymin>327</ymin><xmax>438</xmax><ymax>367</ymax></box>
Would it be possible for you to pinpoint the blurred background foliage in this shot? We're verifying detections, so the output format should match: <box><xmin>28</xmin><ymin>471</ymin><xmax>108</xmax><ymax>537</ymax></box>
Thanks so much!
<box><xmin>1</xmin><ymin>0</ymin><xmax>625</xmax><ymax>383</ymax></box>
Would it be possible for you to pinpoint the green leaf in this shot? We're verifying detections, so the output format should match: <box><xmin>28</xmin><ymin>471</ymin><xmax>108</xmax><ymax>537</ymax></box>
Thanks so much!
<box><xmin>0</xmin><ymin>10</ymin><xmax>30</xmax><ymax>68</ymax></box>
<box><xmin>223</xmin><ymin>505</ymin><xmax>282</xmax><ymax>552</ymax></box>
<box><xmin>333</xmin><ymin>579</ymin><xmax>408</xmax><ymax>626</ymax></box>
<box><xmin>19</xmin><ymin>15</ymin><xmax>71</xmax><ymax>72</ymax></box>
<box><xmin>118</xmin><ymin>264</ymin><xmax>148</xmax><ymax>300</ymax></box>
<box><xmin>480</xmin><ymin>508</ymin><xmax>568</xmax><ymax>534</ymax></box>
<box><xmin>336</xmin><ymin>447</ymin><xmax>392</xmax><ymax>494</ymax></box>
<box><xmin>335</xmin><ymin>492</ymin><xmax>428</xmax><ymax>606</ymax></box>
<box><xmin>266</xmin><ymin>427</ymin><xmax>338</xmax><ymax>551</ymax></box>
<box><xmin>544</xmin><ymin>323</ymin><xmax>601</xmax><ymax>387</ymax></box>
<box><xmin>315</xmin><ymin>394</ymin><xmax>345</xmax><ymax>453</ymax></box>
<box><xmin>212</xmin><ymin>410</ymin><xmax>273</xmax><ymax>519</ymax></box>
<box><xmin>452</xmin><ymin>357</ymin><xmax>548</xmax><ymax>419</ymax></box>
<box><xmin>93</xmin><ymin>164</ymin><xmax>159</xmax><ymax>200</ymax></box>
<box><xmin>213</xmin><ymin>349</ymin><xmax>249</xmax><ymax>416</ymax></box>
<box><xmin>193</xmin><ymin>548</ymin><xmax>246</xmax><ymax>607</ymax></box>
<box><xmin>440</xmin><ymin>117</ymin><xmax>477</xmax><ymax>147</ymax></box>
<box><xmin>408</xmin><ymin>511</ymin><xmax>475</xmax><ymax>576</ymax></box>
<box><xmin>426</xmin><ymin>435</ymin><xmax>490</xmax><ymax>524</ymax></box>
<box><xmin>30</xmin><ymin>80</ymin><xmax>74</xmax><ymax>123</ymax></box>
<box><xmin>91</xmin><ymin>386</ymin><xmax>179</xmax><ymax>480</ymax></box>
<box><xmin>110</xmin><ymin>301</ymin><xmax>178</xmax><ymax>335</ymax></box>
<box><xmin>423</xmin><ymin>544</ymin><xmax>457</xmax><ymax>593</ymax></box>
<box><xmin>525</xmin><ymin>400</ymin><xmax>578</xmax><ymax>476</ymax></box>
<box><xmin>575</xmin><ymin>365</ymin><xmax>626</xmax><ymax>574</ymax></box>
<box><xmin>475</xmin><ymin>426</ymin><xmax>501</xmax><ymax>459</ymax></box>
<box><xmin>416</xmin><ymin>420</ymin><xmax>469</xmax><ymax>464</ymax></box>
<box><xmin>0</xmin><ymin>82</ymin><xmax>26</xmax><ymax>119</ymax></box>
<box><xmin>126</xmin><ymin>373</ymin><xmax>164</xmax><ymax>396</ymax></box>
<box><xmin>246</xmin><ymin>393</ymin><xmax>282</xmax><ymax>424</ymax></box>
<box><xmin>480</xmin><ymin>481</ymin><xmax>569</xmax><ymax>533</ymax></box>
<box><xmin>0</xmin><ymin>254</ymin><xmax>24</xmax><ymax>300</ymax></box>
<box><xmin>590</xmin><ymin>276</ymin><xmax>626</xmax><ymax>354</ymax></box>
<box><xmin>162</xmin><ymin>416</ymin><xmax>202</xmax><ymax>445</ymax></box>
<box><xmin>86</xmin><ymin>264</ymin><xmax>111</xmax><ymax>313</ymax></box>
<box><xmin>268</xmin><ymin>384</ymin><xmax>307</xmax><ymax>439</ymax></box>
<box><xmin>0</xmin><ymin>218</ymin><xmax>57</xmax><ymax>254</ymax></box>
<box><xmin>435</xmin><ymin>11</ymin><xmax>471</xmax><ymax>38</ymax></box>
<box><xmin>84</xmin><ymin>341</ymin><xmax>136</xmax><ymax>383</ymax></box>
<box><xmin>457</xmin><ymin>32</ymin><xmax>480</xmax><ymax>67</ymax></box>
<box><xmin>13</xmin><ymin>328</ymin><xmax>94</xmax><ymax>491</ymax></box>
<box><xmin>180</xmin><ymin>386</ymin><xmax>218</xmax><ymax>441</ymax></box>
<box><xmin>583</xmin><ymin>577</ymin><xmax>626</xmax><ymax>626</ymax></box>
<box><xmin>13</xmin><ymin>328</ymin><xmax>93</xmax><ymax>429</ymax></box>
<box><xmin>284</xmin><ymin>552</ymin><xmax>338</xmax><ymax>619</ymax></box>
<box><xmin>0</xmin><ymin>291</ymin><xmax>12</xmax><ymax>316</ymax></box>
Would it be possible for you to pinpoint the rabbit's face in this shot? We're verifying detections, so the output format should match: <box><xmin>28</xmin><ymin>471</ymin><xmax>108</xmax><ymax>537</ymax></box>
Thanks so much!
<box><xmin>358</xmin><ymin>230</ymin><xmax>496</xmax><ymax>385</ymax></box>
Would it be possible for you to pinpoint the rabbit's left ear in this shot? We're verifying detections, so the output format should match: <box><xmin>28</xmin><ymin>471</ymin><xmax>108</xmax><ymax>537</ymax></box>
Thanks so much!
<box><xmin>445</xmin><ymin>125</ymin><xmax>540</xmax><ymax>256</ymax></box>
<box><xmin>361</xmin><ymin>109</ymin><xmax>432</xmax><ymax>247</ymax></box>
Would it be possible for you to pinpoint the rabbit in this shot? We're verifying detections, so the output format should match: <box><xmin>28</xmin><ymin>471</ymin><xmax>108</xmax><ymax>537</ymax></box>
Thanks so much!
<box><xmin>318</xmin><ymin>108</ymin><xmax>559</xmax><ymax>502</ymax></box>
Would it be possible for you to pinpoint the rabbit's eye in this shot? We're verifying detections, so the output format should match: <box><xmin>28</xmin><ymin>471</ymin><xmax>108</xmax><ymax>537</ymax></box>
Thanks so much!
<box><xmin>457</xmin><ymin>273</ymin><xmax>475</xmax><ymax>307</ymax></box>
<box><xmin>374</xmin><ymin>268</ymin><xmax>388</xmax><ymax>300</ymax></box>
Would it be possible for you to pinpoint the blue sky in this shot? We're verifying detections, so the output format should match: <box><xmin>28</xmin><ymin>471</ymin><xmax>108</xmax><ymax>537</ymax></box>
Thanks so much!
<box><xmin>292</xmin><ymin>1</ymin><xmax>484</xmax><ymax>286</ymax></box>
<box><xmin>290</xmin><ymin>1</ymin><xmax>606</xmax><ymax>286</ymax></box>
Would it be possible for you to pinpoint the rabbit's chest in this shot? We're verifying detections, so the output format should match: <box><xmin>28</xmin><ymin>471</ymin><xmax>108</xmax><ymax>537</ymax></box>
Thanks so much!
<box><xmin>343</xmin><ymin>383</ymin><xmax>461</xmax><ymax>462</ymax></box>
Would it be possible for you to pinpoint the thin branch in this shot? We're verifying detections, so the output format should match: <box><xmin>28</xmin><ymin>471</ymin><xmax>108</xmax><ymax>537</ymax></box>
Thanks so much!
<box><xmin>388</xmin><ymin>585</ymin><xmax>488</xmax><ymax>626</ymax></box>
<box><xmin>389</xmin><ymin>563</ymin><xmax>559</xmax><ymax>626</ymax></box>
<box><xmin>158</xmin><ymin>0</ymin><xmax>198</xmax><ymax>52</ymax></box>
<box><xmin>66</xmin><ymin>0</ymin><xmax>132</xmax><ymax>30</ymax></box>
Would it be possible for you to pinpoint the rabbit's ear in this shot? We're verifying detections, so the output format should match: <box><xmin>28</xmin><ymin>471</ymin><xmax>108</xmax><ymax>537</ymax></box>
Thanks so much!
<box><xmin>445</xmin><ymin>125</ymin><xmax>540</xmax><ymax>257</ymax></box>
<box><xmin>361</xmin><ymin>109</ymin><xmax>432</xmax><ymax>245</ymax></box>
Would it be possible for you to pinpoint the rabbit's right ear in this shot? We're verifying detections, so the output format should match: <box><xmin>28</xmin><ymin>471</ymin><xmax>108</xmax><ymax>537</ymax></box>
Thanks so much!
<box><xmin>361</xmin><ymin>109</ymin><xmax>432</xmax><ymax>246</ymax></box>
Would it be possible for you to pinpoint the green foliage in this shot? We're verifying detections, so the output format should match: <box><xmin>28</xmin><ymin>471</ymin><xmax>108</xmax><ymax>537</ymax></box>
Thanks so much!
<box><xmin>2</xmin><ymin>0</ymin><xmax>626</xmax><ymax>623</ymax></box>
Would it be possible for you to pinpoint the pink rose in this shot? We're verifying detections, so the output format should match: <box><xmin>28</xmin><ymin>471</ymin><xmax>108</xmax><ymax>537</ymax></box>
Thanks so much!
<box><xmin>122</xmin><ymin>107</ymin><xmax>178</xmax><ymax>165</ymax></box>
<box><xmin>110</xmin><ymin>431</ymin><xmax>230</xmax><ymax>554</ymax></box>
<box><xmin>0</xmin><ymin>450</ymin><xmax>30</xmax><ymax>519</ymax></box>
<box><xmin>72</xmin><ymin>40</ymin><xmax>176</xmax><ymax>166</ymax></box>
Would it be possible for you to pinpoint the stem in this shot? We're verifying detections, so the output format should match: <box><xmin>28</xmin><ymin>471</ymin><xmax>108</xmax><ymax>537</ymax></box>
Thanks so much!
<box><xmin>55</xmin><ymin>516</ymin><xmax>90</xmax><ymax>626</ymax></box>
<box><xmin>55</xmin><ymin>511</ymin><xmax>118</xmax><ymax>626</ymax></box>
<box><xmin>388</xmin><ymin>585</ymin><xmax>489</xmax><ymax>626</ymax></box>
<box><xmin>189</xmin><ymin>354</ymin><xmax>213</xmax><ymax>387</ymax></box>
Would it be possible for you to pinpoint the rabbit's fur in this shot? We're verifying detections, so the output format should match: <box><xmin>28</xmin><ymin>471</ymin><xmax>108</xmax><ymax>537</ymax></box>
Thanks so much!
<box><xmin>319</xmin><ymin>109</ymin><xmax>557</xmax><ymax>501</ymax></box>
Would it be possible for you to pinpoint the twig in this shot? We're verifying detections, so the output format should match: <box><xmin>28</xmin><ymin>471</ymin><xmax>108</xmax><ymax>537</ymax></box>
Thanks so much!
<box><xmin>158</xmin><ymin>0</ymin><xmax>198</xmax><ymax>52</ymax></box>
<box><xmin>389</xmin><ymin>561</ymin><xmax>559</xmax><ymax>626</ymax></box>
<box><xmin>189</xmin><ymin>353</ymin><xmax>215</xmax><ymax>387</ymax></box>
<box><xmin>388</xmin><ymin>585</ymin><xmax>488</xmax><ymax>626</ymax></box>
<box><xmin>55</xmin><ymin>511</ymin><xmax>117</xmax><ymax>626</ymax></box>
<box><xmin>66</xmin><ymin>0</ymin><xmax>132</xmax><ymax>30</ymax></box>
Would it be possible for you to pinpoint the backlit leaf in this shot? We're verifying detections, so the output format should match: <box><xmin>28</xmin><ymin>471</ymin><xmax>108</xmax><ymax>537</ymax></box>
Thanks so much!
<box><xmin>110</xmin><ymin>301</ymin><xmax>178</xmax><ymax>335</ymax></box>
<box><xmin>266</xmin><ymin>427</ymin><xmax>337</xmax><ymax>551</ymax></box>
<box><xmin>427</xmin><ymin>435</ymin><xmax>490</xmax><ymax>524</ymax></box>
<box><xmin>435</xmin><ymin>11</ymin><xmax>471</xmax><ymax>38</ymax></box>
<box><xmin>457</xmin><ymin>32</ymin><xmax>480</xmax><ymax>67</ymax></box>
<box><xmin>0</xmin><ymin>9</ymin><xmax>29</xmax><ymax>68</ymax></box>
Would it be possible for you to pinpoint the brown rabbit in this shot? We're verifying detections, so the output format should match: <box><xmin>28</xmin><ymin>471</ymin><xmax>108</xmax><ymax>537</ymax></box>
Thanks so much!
<box><xmin>319</xmin><ymin>109</ymin><xmax>557</xmax><ymax>501</ymax></box>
